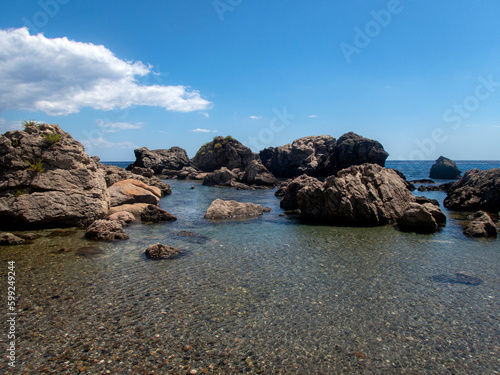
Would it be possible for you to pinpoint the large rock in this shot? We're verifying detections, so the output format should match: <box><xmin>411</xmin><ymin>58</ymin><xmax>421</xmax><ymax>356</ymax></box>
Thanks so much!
<box><xmin>239</xmin><ymin>160</ymin><xmax>277</xmax><ymax>186</ymax></box>
<box><xmin>295</xmin><ymin>164</ymin><xmax>415</xmax><ymax>225</ymax></box>
<box><xmin>99</xmin><ymin>163</ymin><xmax>171</xmax><ymax>196</ymax></box>
<box><xmin>0</xmin><ymin>123</ymin><xmax>109</xmax><ymax>228</ymax></box>
<box><xmin>192</xmin><ymin>136</ymin><xmax>256</xmax><ymax>172</ymax></box>
<box><xmin>140</xmin><ymin>204</ymin><xmax>177</xmax><ymax>223</ymax></box>
<box><xmin>108</xmin><ymin>203</ymin><xmax>150</xmax><ymax>218</ymax></box>
<box><xmin>128</xmin><ymin>146</ymin><xmax>191</xmax><ymax>174</ymax></box>
<box><xmin>463</xmin><ymin>211</ymin><xmax>497</xmax><ymax>238</ymax></box>
<box><xmin>323</xmin><ymin>132</ymin><xmax>388</xmax><ymax>175</ymax></box>
<box><xmin>107</xmin><ymin>179</ymin><xmax>161</xmax><ymax>207</ymax></box>
<box><xmin>85</xmin><ymin>220</ymin><xmax>129</xmax><ymax>241</ymax></box>
<box><xmin>398</xmin><ymin>203</ymin><xmax>439</xmax><ymax>233</ymax></box>
<box><xmin>202</xmin><ymin>167</ymin><xmax>237</xmax><ymax>187</ymax></box>
<box><xmin>205</xmin><ymin>198</ymin><xmax>269</xmax><ymax>219</ymax></box>
<box><xmin>280</xmin><ymin>174</ymin><xmax>323</xmax><ymax>211</ymax></box>
<box><xmin>107</xmin><ymin>211</ymin><xmax>136</xmax><ymax>226</ymax></box>
<box><xmin>444</xmin><ymin>168</ymin><xmax>500</xmax><ymax>212</ymax></box>
<box><xmin>429</xmin><ymin>156</ymin><xmax>461</xmax><ymax>179</ymax></box>
<box><xmin>260</xmin><ymin>136</ymin><xmax>336</xmax><ymax>178</ymax></box>
<box><xmin>145</xmin><ymin>243</ymin><xmax>181</xmax><ymax>259</ymax></box>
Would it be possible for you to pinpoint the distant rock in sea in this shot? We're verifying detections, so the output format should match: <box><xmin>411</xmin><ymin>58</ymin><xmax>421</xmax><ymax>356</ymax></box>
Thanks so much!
<box><xmin>260</xmin><ymin>132</ymin><xmax>388</xmax><ymax>178</ymax></box>
<box><xmin>429</xmin><ymin>156</ymin><xmax>461</xmax><ymax>179</ymax></box>
<box><xmin>127</xmin><ymin>146</ymin><xmax>191</xmax><ymax>175</ymax></box>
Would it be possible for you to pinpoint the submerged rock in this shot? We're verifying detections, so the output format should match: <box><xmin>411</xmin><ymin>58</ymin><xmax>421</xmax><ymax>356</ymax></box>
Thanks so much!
<box><xmin>429</xmin><ymin>156</ymin><xmax>461</xmax><ymax>179</ymax></box>
<box><xmin>444</xmin><ymin>168</ymin><xmax>500</xmax><ymax>212</ymax></box>
<box><xmin>75</xmin><ymin>246</ymin><xmax>104</xmax><ymax>257</ymax></box>
<box><xmin>463</xmin><ymin>211</ymin><xmax>497</xmax><ymax>238</ymax></box>
<box><xmin>204</xmin><ymin>198</ymin><xmax>269</xmax><ymax>219</ymax></box>
<box><xmin>85</xmin><ymin>220</ymin><xmax>129</xmax><ymax>241</ymax></box>
<box><xmin>432</xmin><ymin>273</ymin><xmax>483</xmax><ymax>286</ymax></box>
<box><xmin>0</xmin><ymin>233</ymin><xmax>25</xmax><ymax>245</ymax></box>
<box><xmin>145</xmin><ymin>243</ymin><xmax>181</xmax><ymax>259</ymax></box>
<box><xmin>295</xmin><ymin>164</ymin><xmax>414</xmax><ymax>225</ymax></box>
<box><xmin>140</xmin><ymin>204</ymin><xmax>177</xmax><ymax>223</ymax></box>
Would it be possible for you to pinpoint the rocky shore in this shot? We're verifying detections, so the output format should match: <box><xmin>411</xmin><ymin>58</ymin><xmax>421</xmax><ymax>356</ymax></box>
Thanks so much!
<box><xmin>1</xmin><ymin>123</ymin><xmax>498</xmax><ymax>241</ymax></box>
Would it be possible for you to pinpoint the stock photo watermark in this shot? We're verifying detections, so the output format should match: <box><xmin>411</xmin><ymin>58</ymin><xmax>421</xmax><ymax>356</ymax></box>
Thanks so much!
<box><xmin>245</xmin><ymin>107</ymin><xmax>296</xmax><ymax>151</ymax></box>
<box><xmin>213</xmin><ymin>0</ymin><xmax>243</xmax><ymax>21</ymax></box>
<box><xmin>22</xmin><ymin>0</ymin><xmax>69</xmax><ymax>34</ymax></box>
<box><xmin>405</xmin><ymin>74</ymin><xmax>499</xmax><ymax>160</ymax></box>
<box><xmin>6</xmin><ymin>261</ymin><xmax>17</xmax><ymax>368</ymax></box>
<box><xmin>340</xmin><ymin>0</ymin><xmax>411</xmax><ymax>64</ymax></box>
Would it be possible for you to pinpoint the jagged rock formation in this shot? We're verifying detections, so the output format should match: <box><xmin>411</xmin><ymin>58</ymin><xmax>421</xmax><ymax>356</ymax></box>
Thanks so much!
<box><xmin>429</xmin><ymin>156</ymin><xmax>461</xmax><ymax>179</ymax></box>
<box><xmin>283</xmin><ymin>164</ymin><xmax>415</xmax><ymax>225</ymax></box>
<box><xmin>260</xmin><ymin>132</ymin><xmax>388</xmax><ymax>178</ymax></box>
<box><xmin>192</xmin><ymin>136</ymin><xmax>257</xmax><ymax>172</ymax></box>
<box><xmin>202</xmin><ymin>161</ymin><xmax>277</xmax><ymax>189</ymax></box>
<box><xmin>140</xmin><ymin>204</ymin><xmax>177</xmax><ymax>223</ymax></box>
<box><xmin>444</xmin><ymin>168</ymin><xmax>500</xmax><ymax>212</ymax></box>
<box><xmin>0</xmin><ymin>123</ymin><xmax>109</xmax><ymax>228</ymax></box>
<box><xmin>128</xmin><ymin>146</ymin><xmax>191</xmax><ymax>175</ymax></box>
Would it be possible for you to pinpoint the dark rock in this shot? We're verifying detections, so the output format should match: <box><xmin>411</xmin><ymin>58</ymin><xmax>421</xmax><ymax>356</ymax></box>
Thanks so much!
<box><xmin>415</xmin><ymin>196</ymin><xmax>440</xmax><ymax>207</ymax></box>
<box><xmin>20</xmin><ymin>232</ymin><xmax>42</xmax><ymax>240</ymax></box>
<box><xmin>417</xmin><ymin>182</ymin><xmax>453</xmax><ymax>192</ymax></box>
<box><xmin>145</xmin><ymin>243</ymin><xmax>181</xmax><ymax>259</ymax></box>
<box><xmin>202</xmin><ymin>167</ymin><xmax>237</xmax><ymax>187</ymax></box>
<box><xmin>280</xmin><ymin>175</ymin><xmax>322</xmax><ymax>211</ymax></box>
<box><xmin>99</xmin><ymin>163</ymin><xmax>172</xmax><ymax>196</ymax></box>
<box><xmin>444</xmin><ymin>168</ymin><xmax>500</xmax><ymax>212</ymax></box>
<box><xmin>107</xmin><ymin>179</ymin><xmax>161</xmax><ymax>207</ymax></box>
<box><xmin>131</xmin><ymin>166</ymin><xmax>154</xmax><ymax>178</ymax></box>
<box><xmin>176</xmin><ymin>166</ymin><xmax>203</xmax><ymax>180</ymax></box>
<box><xmin>204</xmin><ymin>198</ymin><xmax>269</xmax><ymax>219</ymax></box>
<box><xmin>398</xmin><ymin>203</ymin><xmax>439</xmax><ymax>233</ymax></box>
<box><xmin>411</xmin><ymin>179</ymin><xmax>436</xmax><ymax>184</ymax></box>
<box><xmin>0</xmin><ymin>124</ymin><xmax>109</xmax><ymax>228</ymax></box>
<box><xmin>323</xmin><ymin>132</ymin><xmax>388</xmax><ymax>175</ymax></box>
<box><xmin>274</xmin><ymin>180</ymin><xmax>291</xmax><ymax>198</ymax></box>
<box><xmin>296</xmin><ymin>164</ymin><xmax>414</xmax><ymax>225</ymax></box>
<box><xmin>0</xmin><ymin>232</ymin><xmax>25</xmax><ymax>245</ymax></box>
<box><xmin>432</xmin><ymin>273</ymin><xmax>483</xmax><ymax>286</ymax></box>
<box><xmin>260</xmin><ymin>136</ymin><xmax>336</xmax><ymax>178</ymax></box>
<box><xmin>47</xmin><ymin>229</ymin><xmax>77</xmax><ymax>237</ymax></box>
<box><xmin>174</xmin><ymin>231</ymin><xmax>212</xmax><ymax>244</ymax></box>
<box><xmin>85</xmin><ymin>220</ymin><xmax>129</xmax><ymax>241</ymax></box>
<box><xmin>192</xmin><ymin>136</ymin><xmax>256</xmax><ymax>172</ymax></box>
<box><xmin>140</xmin><ymin>204</ymin><xmax>177</xmax><ymax>223</ymax></box>
<box><xmin>129</xmin><ymin>146</ymin><xmax>191</xmax><ymax>174</ymax></box>
<box><xmin>463</xmin><ymin>211</ymin><xmax>497</xmax><ymax>238</ymax></box>
<box><xmin>239</xmin><ymin>160</ymin><xmax>278</xmax><ymax>186</ymax></box>
<box><xmin>429</xmin><ymin>156</ymin><xmax>461</xmax><ymax>179</ymax></box>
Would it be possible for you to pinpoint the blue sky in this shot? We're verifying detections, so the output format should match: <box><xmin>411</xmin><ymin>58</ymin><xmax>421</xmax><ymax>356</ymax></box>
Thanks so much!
<box><xmin>1</xmin><ymin>0</ymin><xmax>499</xmax><ymax>161</ymax></box>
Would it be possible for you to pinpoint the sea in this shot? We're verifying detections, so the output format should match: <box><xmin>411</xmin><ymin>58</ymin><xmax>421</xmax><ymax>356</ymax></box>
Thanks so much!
<box><xmin>1</xmin><ymin>160</ymin><xmax>499</xmax><ymax>374</ymax></box>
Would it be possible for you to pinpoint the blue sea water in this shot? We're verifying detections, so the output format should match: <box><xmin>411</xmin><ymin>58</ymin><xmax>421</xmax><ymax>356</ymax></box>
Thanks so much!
<box><xmin>2</xmin><ymin>160</ymin><xmax>499</xmax><ymax>374</ymax></box>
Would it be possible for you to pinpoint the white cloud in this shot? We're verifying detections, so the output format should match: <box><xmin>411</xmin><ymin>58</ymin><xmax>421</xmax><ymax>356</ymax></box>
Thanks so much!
<box><xmin>490</xmin><ymin>125</ymin><xmax>500</xmax><ymax>128</ymax></box>
<box><xmin>0</xmin><ymin>28</ymin><xmax>212</xmax><ymax>116</ymax></box>
<box><xmin>308</xmin><ymin>115</ymin><xmax>318</xmax><ymax>118</ymax></box>
<box><xmin>96</xmin><ymin>119</ymin><xmax>144</xmax><ymax>133</ymax></box>
<box><xmin>79</xmin><ymin>137</ymin><xmax>138</xmax><ymax>152</ymax></box>
<box><xmin>249</xmin><ymin>115</ymin><xmax>262</xmax><ymax>120</ymax></box>
<box><xmin>189</xmin><ymin>128</ymin><xmax>218</xmax><ymax>133</ymax></box>
<box><xmin>202</xmin><ymin>112</ymin><xmax>210</xmax><ymax>118</ymax></box>
<box><xmin>0</xmin><ymin>118</ymin><xmax>23</xmax><ymax>132</ymax></box>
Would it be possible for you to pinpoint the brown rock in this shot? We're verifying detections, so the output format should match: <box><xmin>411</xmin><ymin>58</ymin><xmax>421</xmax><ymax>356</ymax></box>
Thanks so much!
<box><xmin>107</xmin><ymin>211</ymin><xmax>136</xmax><ymax>226</ymax></box>
<box><xmin>463</xmin><ymin>211</ymin><xmax>497</xmax><ymax>238</ymax></box>
<box><xmin>398</xmin><ymin>203</ymin><xmax>439</xmax><ymax>233</ymax></box>
<box><xmin>140</xmin><ymin>204</ymin><xmax>177</xmax><ymax>223</ymax></box>
<box><xmin>145</xmin><ymin>243</ymin><xmax>181</xmax><ymax>259</ymax></box>
<box><xmin>107</xmin><ymin>179</ymin><xmax>161</xmax><ymax>207</ymax></box>
<box><xmin>0</xmin><ymin>232</ymin><xmax>25</xmax><ymax>245</ymax></box>
<box><xmin>85</xmin><ymin>220</ymin><xmax>129</xmax><ymax>241</ymax></box>
<box><xmin>204</xmin><ymin>198</ymin><xmax>268</xmax><ymax>219</ymax></box>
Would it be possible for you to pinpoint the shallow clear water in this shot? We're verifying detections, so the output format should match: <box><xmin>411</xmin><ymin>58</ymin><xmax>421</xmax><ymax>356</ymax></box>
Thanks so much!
<box><xmin>1</xmin><ymin>162</ymin><xmax>499</xmax><ymax>374</ymax></box>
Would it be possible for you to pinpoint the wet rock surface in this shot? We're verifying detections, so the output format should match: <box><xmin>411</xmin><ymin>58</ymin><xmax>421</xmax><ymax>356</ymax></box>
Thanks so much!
<box><xmin>145</xmin><ymin>243</ymin><xmax>181</xmax><ymax>259</ymax></box>
<box><xmin>84</xmin><ymin>220</ymin><xmax>129</xmax><ymax>241</ymax></box>
<box><xmin>0</xmin><ymin>232</ymin><xmax>25</xmax><ymax>245</ymax></box>
<box><xmin>140</xmin><ymin>204</ymin><xmax>177</xmax><ymax>223</ymax></box>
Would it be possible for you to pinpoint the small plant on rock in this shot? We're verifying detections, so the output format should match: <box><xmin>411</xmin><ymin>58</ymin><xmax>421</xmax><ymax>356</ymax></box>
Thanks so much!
<box><xmin>22</xmin><ymin>120</ymin><xmax>38</xmax><ymax>130</ymax></box>
<box><xmin>26</xmin><ymin>159</ymin><xmax>45</xmax><ymax>173</ymax></box>
<box><xmin>13</xmin><ymin>190</ymin><xmax>25</xmax><ymax>197</ymax></box>
<box><xmin>43</xmin><ymin>132</ymin><xmax>62</xmax><ymax>146</ymax></box>
<box><xmin>11</xmin><ymin>139</ymin><xmax>20</xmax><ymax>148</ymax></box>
